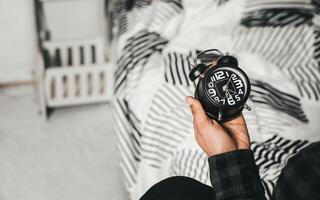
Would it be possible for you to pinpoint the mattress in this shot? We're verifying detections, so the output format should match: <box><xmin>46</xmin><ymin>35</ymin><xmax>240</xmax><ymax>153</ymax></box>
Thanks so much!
<box><xmin>113</xmin><ymin>0</ymin><xmax>320</xmax><ymax>199</ymax></box>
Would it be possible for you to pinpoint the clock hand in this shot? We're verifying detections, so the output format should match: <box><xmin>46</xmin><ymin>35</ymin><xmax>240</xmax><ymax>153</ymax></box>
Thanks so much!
<box><xmin>227</xmin><ymin>88</ymin><xmax>236</xmax><ymax>94</ymax></box>
<box><xmin>224</xmin><ymin>86</ymin><xmax>229</xmax><ymax>98</ymax></box>
<box><xmin>224</xmin><ymin>77</ymin><xmax>232</xmax><ymax>98</ymax></box>
<box><xmin>226</xmin><ymin>77</ymin><xmax>232</xmax><ymax>86</ymax></box>
<box><xmin>226</xmin><ymin>88</ymin><xmax>231</xmax><ymax>98</ymax></box>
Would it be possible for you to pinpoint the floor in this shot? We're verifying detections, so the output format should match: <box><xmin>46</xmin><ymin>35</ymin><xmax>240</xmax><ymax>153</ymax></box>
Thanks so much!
<box><xmin>0</xmin><ymin>85</ymin><xmax>128</xmax><ymax>200</ymax></box>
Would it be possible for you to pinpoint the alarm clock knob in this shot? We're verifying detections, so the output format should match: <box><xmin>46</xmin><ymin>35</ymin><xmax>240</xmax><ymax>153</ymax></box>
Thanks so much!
<box><xmin>217</xmin><ymin>54</ymin><xmax>238</xmax><ymax>67</ymax></box>
<box><xmin>189</xmin><ymin>63</ymin><xmax>209</xmax><ymax>81</ymax></box>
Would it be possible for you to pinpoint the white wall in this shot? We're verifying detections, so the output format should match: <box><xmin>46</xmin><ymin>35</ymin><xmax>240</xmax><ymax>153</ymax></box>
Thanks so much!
<box><xmin>44</xmin><ymin>0</ymin><xmax>103</xmax><ymax>40</ymax></box>
<box><xmin>0</xmin><ymin>0</ymin><xmax>104</xmax><ymax>83</ymax></box>
<box><xmin>0</xmin><ymin>0</ymin><xmax>38</xmax><ymax>82</ymax></box>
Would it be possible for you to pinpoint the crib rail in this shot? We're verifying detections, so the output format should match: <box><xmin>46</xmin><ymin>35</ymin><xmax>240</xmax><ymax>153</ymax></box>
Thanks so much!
<box><xmin>45</xmin><ymin>64</ymin><xmax>113</xmax><ymax>107</ymax></box>
<box><xmin>43</xmin><ymin>38</ymin><xmax>105</xmax><ymax>67</ymax></box>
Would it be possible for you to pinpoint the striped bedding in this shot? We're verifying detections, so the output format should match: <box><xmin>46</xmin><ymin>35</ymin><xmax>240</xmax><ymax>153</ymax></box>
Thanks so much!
<box><xmin>113</xmin><ymin>0</ymin><xmax>320</xmax><ymax>199</ymax></box>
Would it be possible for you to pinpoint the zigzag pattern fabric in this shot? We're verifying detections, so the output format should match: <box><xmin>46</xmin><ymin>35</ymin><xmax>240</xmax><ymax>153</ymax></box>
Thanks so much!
<box><xmin>113</xmin><ymin>0</ymin><xmax>320</xmax><ymax>199</ymax></box>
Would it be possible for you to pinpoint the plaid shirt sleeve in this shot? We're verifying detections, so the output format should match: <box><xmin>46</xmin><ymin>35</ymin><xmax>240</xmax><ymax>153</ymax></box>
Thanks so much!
<box><xmin>208</xmin><ymin>149</ymin><xmax>266</xmax><ymax>200</ymax></box>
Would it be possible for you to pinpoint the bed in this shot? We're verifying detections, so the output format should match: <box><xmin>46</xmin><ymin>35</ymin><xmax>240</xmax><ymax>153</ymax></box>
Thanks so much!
<box><xmin>113</xmin><ymin>0</ymin><xmax>320</xmax><ymax>199</ymax></box>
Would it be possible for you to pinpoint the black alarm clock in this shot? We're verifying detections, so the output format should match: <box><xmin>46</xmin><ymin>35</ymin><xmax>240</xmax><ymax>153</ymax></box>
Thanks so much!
<box><xmin>189</xmin><ymin>49</ymin><xmax>251</xmax><ymax>122</ymax></box>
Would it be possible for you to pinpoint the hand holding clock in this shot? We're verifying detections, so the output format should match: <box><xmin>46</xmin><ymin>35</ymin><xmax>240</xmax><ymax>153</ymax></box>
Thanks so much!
<box><xmin>186</xmin><ymin>96</ymin><xmax>250</xmax><ymax>156</ymax></box>
<box><xmin>189</xmin><ymin>51</ymin><xmax>250</xmax><ymax>121</ymax></box>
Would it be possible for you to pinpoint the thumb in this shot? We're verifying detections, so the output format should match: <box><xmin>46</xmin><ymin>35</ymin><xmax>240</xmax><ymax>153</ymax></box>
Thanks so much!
<box><xmin>186</xmin><ymin>96</ymin><xmax>209</xmax><ymax>128</ymax></box>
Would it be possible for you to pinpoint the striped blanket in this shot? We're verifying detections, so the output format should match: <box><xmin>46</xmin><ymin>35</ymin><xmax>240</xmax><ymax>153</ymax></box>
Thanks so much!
<box><xmin>113</xmin><ymin>0</ymin><xmax>320</xmax><ymax>199</ymax></box>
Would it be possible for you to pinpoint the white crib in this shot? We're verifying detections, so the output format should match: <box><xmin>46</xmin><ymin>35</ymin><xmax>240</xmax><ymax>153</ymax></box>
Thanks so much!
<box><xmin>44</xmin><ymin>37</ymin><xmax>113</xmax><ymax>106</ymax></box>
<box><xmin>36</xmin><ymin>37</ymin><xmax>113</xmax><ymax>119</ymax></box>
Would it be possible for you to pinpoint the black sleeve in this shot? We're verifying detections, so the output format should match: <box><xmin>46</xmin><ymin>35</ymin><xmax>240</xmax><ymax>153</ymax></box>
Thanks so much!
<box><xmin>208</xmin><ymin>149</ymin><xmax>267</xmax><ymax>200</ymax></box>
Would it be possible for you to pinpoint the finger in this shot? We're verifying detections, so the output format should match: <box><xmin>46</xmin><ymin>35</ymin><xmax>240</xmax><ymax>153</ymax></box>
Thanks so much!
<box><xmin>223</xmin><ymin>114</ymin><xmax>246</xmax><ymax>127</ymax></box>
<box><xmin>223</xmin><ymin>115</ymin><xmax>247</xmax><ymax>134</ymax></box>
<box><xmin>193</xmin><ymin>120</ymin><xmax>199</xmax><ymax>138</ymax></box>
<box><xmin>222</xmin><ymin>114</ymin><xmax>247</xmax><ymax>136</ymax></box>
<box><xmin>186</xmin><ymin>96</ymin><xmax>209</xmax><ymax>128</ymax></box>
<box><xmin>222</xmin><ymin>114</ymin><xmax>250</xmax><ymax>148</ymax></box>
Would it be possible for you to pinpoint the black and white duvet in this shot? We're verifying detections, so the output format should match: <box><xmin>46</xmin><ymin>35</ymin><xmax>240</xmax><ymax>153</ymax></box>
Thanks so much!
<box><xmin>113</xmin><ymin>0</ymin><xmax>320</xmax><ymax>199</ymax></box>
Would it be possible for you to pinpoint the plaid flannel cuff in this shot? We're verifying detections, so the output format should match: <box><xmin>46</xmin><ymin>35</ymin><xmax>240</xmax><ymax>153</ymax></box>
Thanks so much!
<box><xmin>208</xmin><ymin>149</ymin><xmax>265</xmax><ymax>200</ymax></box>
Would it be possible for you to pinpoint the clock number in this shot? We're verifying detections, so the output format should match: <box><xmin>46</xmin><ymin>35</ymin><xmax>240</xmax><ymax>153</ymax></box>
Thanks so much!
<box><xmin>231</xmin><ymin>73</ymin><xmax>237</xmax><ymax>80</ymax></box>
<box><xmin>235</xmin><ymin>94</ymin><xmax>241</xmax><ymax>101</ymax></box>
<box><xmin>221</xmin><ymin>98</ymin><xmax>226</xmax><ymax>105</ymax></box>
<box><xmin>208</xmin><ymin>82</ymin><xmax>214</xmax><ymax>88</ymax></box>
<box><xmin>208</xmin><ymin>88</ymin><xmax>216</xmax><ymax>97</ymax></box>
<box><xmin>234</xmin><ymin>79</ymin><xmax>243</xmax><ymax>89</ymax></box>
<box><xmin>214</xmin><ymin>96</ymin><xmax>220</xmax><ymax>102</ymax></box>
<box><xmin>214</xmin><ymin>71</ymin><xmax>225</xmax><ymax>80</ymax></box>
<box><xmin>238</xmin><ymin>89</ymin><xmax>243</xmax><ymax>94</ymax></box>
<box><xmin>227</xmin><ymin>97</ymin><xmax>235</xmax><ymax>105</ymax></box>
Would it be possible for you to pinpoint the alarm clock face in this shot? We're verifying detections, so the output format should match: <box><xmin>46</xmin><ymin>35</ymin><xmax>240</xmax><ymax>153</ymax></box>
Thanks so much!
<box><xmin>203</xmin><ymin>66</ymin><xmax>250</xmax><ymax>108</ymax></box>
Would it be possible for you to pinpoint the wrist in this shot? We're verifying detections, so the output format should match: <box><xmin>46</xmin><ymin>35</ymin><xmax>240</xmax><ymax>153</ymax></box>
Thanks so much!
<box><xmin>205</xmin><ymin>145</ymin><xmax>238</xmax><ymax>157</ymax></box>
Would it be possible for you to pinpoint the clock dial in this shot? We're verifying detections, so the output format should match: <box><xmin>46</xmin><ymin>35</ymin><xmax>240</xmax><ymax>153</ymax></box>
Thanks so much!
<box><xmin>204</xmin><ymin>67</ymin><xmax>249</xmax><ymax>108</ymax></box>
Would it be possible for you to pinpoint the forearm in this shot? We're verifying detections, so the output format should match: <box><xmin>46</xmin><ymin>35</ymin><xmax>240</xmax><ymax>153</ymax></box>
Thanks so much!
<box><xmin>208</xmin><ymin>150</ymin><xmax>266</xmax><ymax>200</ymax></box>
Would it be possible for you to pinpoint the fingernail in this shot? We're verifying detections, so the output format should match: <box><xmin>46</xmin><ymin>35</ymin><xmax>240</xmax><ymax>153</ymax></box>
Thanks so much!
<box><xmin>185</xmin><ymin>97</ymin><xmax>193</xmax><ymax>106</ymax></box>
